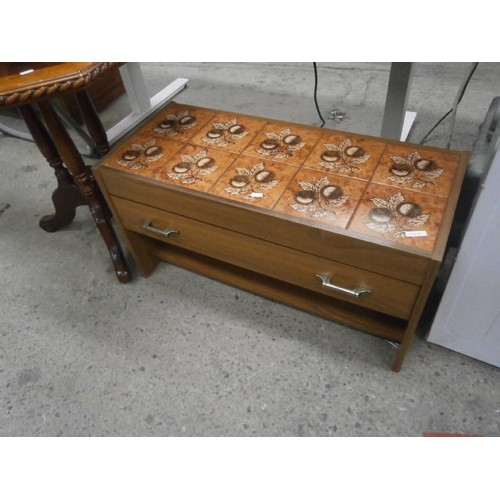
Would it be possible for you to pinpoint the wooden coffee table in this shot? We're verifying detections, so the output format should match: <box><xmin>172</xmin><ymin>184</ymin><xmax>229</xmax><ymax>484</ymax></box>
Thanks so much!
<box><xmin>0</xmin><ymin>62</ymin><xmax>129</xmax><ymax>282</ymax></box>
<box><xmin>93</xmin><ymin>101</ymin><xmax>468</xmax><ymax>370</ymax></box>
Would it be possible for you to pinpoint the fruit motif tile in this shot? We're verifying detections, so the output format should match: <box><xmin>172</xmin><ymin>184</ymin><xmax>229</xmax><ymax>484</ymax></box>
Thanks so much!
<box><xmin>209</xmin><ymin>157</ymin><xmax>298</xmax><ymax>209</ymax></box>
<box><xmin>242</xmin><ymin>123</ymin><xmax>321</xmax><ymax>167</ymax></box>
<box><xmin>190</xmin><ymin>113</ymin><xmax>265</xmax><ymax>153</ymax></box>
<box><xmin>303</xmin><ymin>132</ymin><xmax>386</xmax><ymax>181</ymax></box>
<box><xmin>149</xmin><ymin>144</ymin><xmax>237</xmax><ymax>193</ymax></box>
<box><xmin>273</xmin><ymin>169</ymin><xmax>368</xmax><ymax>229</ymax></box>
<box><xmin>371</xmin><ymin>144</ymin><xmax>460</xmax><ymax>198</ymax></box>
<box><xmin>103</xmin><ymin>132</ymin><xmax>183</xmax><ymax>177</ymax></box>
<box><xmin>137</xmin><ymin>102</ymin><xmax>214</xmax><ymax>143</ymax></box>
<box><xmin>348</xmin><ymin>183</ymin><xmax>448</xmax><ymax>251</ymax></box>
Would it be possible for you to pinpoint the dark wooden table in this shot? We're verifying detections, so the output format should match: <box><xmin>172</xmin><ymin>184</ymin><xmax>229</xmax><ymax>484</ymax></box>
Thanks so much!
<box><xmin>0</xmin><ymin>62</ymin><xmax>130</xmax><ymax>283</ymax></box>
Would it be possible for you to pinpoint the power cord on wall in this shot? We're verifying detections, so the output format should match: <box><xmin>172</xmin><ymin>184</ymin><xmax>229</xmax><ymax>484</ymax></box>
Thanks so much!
<box><xmin>420</xmin><ymin>62</ymin><xmax>478</xmax><ymax>147</ymax></box>
<box><xmin>313</xmin><ymin>62</ymin><xmax>326</xmax><ymax>128</ymax></box>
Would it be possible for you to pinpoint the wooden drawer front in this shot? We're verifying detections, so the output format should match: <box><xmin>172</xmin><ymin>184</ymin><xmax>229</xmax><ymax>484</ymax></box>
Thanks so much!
<box><xmin>113</xmin><ymin>197</ymin><xmax>419</xmax><ymax>319</ymax></box>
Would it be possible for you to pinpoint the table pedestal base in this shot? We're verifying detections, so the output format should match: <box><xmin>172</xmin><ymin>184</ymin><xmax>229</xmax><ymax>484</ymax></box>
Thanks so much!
<box><xmin>19</xmin><ymin>101</ymin><xmax>130</xmax><ymax>283</ymax></box>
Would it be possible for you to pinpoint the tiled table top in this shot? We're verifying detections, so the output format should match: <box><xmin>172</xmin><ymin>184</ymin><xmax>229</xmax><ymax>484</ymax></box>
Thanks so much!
<box><xmin>102</xmin><ymin>102</ymin><xmax>465</xmax><ymax>253</ymax></box>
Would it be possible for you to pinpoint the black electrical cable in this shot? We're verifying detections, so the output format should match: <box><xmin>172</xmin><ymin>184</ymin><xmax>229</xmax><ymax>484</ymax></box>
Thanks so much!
<box><xmin>313</xmin><ymin>62</ymin><xmax>326</xmax><ymax>128</ymax></box>
<box><xmin>420</xmin><ymin>62</ymin><xmax>478</xmax><ymax>144</ymax></box>
<box><xmin>420</xmin><ymin>109</ymin><xmax>453</xmax><ymax>144</ymax></box>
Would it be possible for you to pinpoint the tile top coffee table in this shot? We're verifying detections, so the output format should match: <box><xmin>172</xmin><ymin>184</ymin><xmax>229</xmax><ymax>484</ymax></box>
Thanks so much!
<box><xmin>93</xmin><ymin>101</ymin><xmax>468</xmax><ymax>371</ymax></box>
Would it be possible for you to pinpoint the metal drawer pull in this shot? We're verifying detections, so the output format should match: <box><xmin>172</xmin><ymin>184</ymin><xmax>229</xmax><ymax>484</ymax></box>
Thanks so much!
<box><xmin>316</xmin><ymin>274</ymin><xmax>372</xmax><ymax>297</ymax></box>
<box><xmin>142</xmin><ymin>220</ymin><xmax>179</xmax><ymax>238</ymax></box>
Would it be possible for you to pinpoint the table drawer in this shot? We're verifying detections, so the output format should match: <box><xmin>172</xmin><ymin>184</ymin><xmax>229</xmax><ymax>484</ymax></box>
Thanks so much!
<box><xmin>112</xmin><ymin>196</ymin><xmax>419</xmax><ymax>319</ymax></box>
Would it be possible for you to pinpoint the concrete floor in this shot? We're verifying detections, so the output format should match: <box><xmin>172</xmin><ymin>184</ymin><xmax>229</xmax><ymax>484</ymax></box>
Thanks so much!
<box><xmin>0</xmin><ymin>62</ymin><xmax>499</xmax><ymax>437</ymax></box>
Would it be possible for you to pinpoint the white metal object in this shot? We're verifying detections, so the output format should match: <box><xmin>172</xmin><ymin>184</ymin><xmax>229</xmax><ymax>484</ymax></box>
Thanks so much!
<box><xmin>427</xmin><ymin>145</ymin><xmax>500</xmax><ymax>368</ymax></box>
<box><xmin>401</xmin><ymin>111</ymin><xmax>417</xmax><ymax>142</ymax></box>
<box><xmin>107</xmin><ymin>63</ymin><xmax>188</xmax><ymax>145</ymax></box>
<box><xmin>119</xmin><ymin>62</ymin><xmax>152</xmax><ymax>114</ymax></box>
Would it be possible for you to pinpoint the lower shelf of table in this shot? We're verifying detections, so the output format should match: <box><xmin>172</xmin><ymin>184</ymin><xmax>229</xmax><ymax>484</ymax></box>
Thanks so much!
<box><xmin>148</xmin><ymin>239</ymin><xmax>407</xmax><ymax>343</ymax></box>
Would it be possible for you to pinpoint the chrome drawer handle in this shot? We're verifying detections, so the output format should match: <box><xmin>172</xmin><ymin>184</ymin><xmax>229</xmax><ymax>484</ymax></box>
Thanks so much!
<box><xmin>316</xmin><ymin>274</ymin><xmax>372</xmax><ymax>298</ymax></box>
<box><xmin>141</xmin><ymin>220</ymin><xmax>179</xmax><ymax>238</ymax></box>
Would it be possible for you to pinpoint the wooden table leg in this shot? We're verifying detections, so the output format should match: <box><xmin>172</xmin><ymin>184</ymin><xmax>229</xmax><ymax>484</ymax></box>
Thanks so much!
<box><xmin>18</xmin><ymin>104</ymin><xmax>85</xmax><ymax>232</ymax></box>
<box><xmin>74</xmin><ymin>90</ymin><xmax>110</xmax><ymax>156</ymax></box>
<box><xmin>37</xmin><ymin>99</ymin><xmax>130</xmax><ymax>283</ymax></box>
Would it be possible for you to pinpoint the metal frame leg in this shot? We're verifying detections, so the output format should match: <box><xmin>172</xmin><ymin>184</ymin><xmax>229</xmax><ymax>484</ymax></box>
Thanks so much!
<box><xmin>106</xmin><ymin>63</ymin><xmax>188</xmax><ymax>145</ymax></box>
<box><xmin>381</xmin><ymin>63</ymin><xmax>414</xmax><ymax>141</ymax></box>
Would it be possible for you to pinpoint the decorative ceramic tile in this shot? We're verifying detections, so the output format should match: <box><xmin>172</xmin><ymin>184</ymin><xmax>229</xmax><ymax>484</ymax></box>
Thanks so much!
<box><xmin>149</xmin><ymin>144</ymin><xmax>236</xmax><ymax>193</ymax></box>
<box><xmin>348</xmin><ymin>184</ymin><xmax>448</xmax><ymax>251</ymax></box>
<box><xmin>371</xmin><ymin>144</ymin><xmax>460</xmax><ymax>197</ymax></box>
<box><xmin>273</xmin><ymin>169</ymin><xmax>368</xmax><ymax>229</ymax></box>
<box><xmin>242</xmin><ymin>123</ymin><xmax>321</xmax><ymax>166</ymax></box>
<box><xmin>137</xmin><ymin>102</ymin><xmax>214</xmax><ymax>143</ymax></box>
<box><xmin>190</xmin><ymin>113</ymin><xmax>265</xmax><ymax>153</ymax></box>
<box><xmin>303</xmin><ymin>132</ymin><xmax>386</xmax><ymax>181</ymax></box>
<box><xmin>103</xmin><ymin>132</ymin><xmax>182</xmax><ymax>176</ymax></box>
<box><xmin>209</xmin><ymin>157</ymin><xmax>298</xmax><ymax>209</ymax></box>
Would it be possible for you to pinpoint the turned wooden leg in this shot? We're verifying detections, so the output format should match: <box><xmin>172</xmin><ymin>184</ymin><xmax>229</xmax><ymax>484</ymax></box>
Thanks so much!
<box><xmin>18</xmin><ymin>104</ymin><xmax>85</xmax><ymax>232</ymax></box>
<box><xmin>74</xmin><ymin>90</ymin><xmax>110</xmax><ymax>157</ymax></box>
<box><xmin>37</xmin><ymin>100</ymin><xmax>130</xmax><ymax>283</ymax></box>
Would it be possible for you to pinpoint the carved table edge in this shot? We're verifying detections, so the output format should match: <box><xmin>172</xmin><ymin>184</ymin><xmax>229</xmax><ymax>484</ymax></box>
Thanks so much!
<box><xmin>0</xmin><ymin>62</ymin><xmax>124</xmax><ymax>107</ymax></box>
